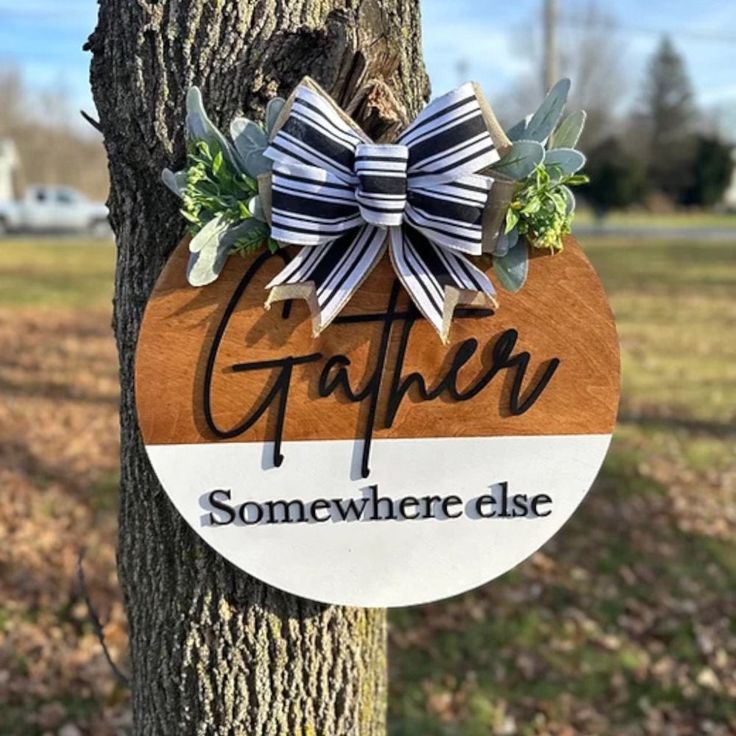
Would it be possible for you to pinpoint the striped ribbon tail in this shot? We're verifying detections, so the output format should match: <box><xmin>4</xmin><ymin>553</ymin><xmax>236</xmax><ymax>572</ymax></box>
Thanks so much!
<box><xmin>265</xmin><ymin>225</ymin><xmax>387</xmax><ymax>336</ymax></box>
<box><xmin>389</xmin><ymin>225</ymin><xmax>497</xmax><ymax>344</ymax></box>
<box><xmin>391</xmin><ymin>81</ymin><xmax>503</xmax><ymax>340</ymax></box>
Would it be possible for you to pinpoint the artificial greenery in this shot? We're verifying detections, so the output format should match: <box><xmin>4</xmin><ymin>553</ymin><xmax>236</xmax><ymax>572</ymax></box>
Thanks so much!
<box><xmin>182</xmin><ymin>140</ymin><xmax>277</xmax><ymax>255</ymax></box>
<box><xmin>162</xmin><ymin>88</ymin><xmax>286</xmax><ymax>286</ymax></box>
<box><xmin>182</xmin><ymin>140</ymin><xmax>256</xmax><ymax>225</ymax></box>
<box><xmin>505</xmin><ymin>163</ymin><xmax>589</xmax><ymax>253</ymax></box>
<box><xmin>489</xmin><ymin>78</ymin><xmax>589</xmax><ymax>292</ymax></box>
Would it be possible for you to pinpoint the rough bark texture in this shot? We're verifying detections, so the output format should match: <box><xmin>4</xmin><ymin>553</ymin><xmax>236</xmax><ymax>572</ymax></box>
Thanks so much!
<box><xmin>86</xmin><ymin>2</ymin><xmax>429</xmax><ymax>734</ymax></box>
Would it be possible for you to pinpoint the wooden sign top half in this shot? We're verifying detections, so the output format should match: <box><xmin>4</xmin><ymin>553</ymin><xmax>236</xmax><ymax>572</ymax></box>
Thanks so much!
<box><xmin>135</xmin><ymin>238</ymin><xmax>620</xmax><ymax>446</ymax></box>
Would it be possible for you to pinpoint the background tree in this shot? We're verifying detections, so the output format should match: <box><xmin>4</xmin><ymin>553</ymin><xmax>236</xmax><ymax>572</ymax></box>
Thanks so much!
<box><xmin>636</xmin><ymin>36</ymin><xmax>697</xmax><ymax>203</ymax></box>
<box><xmin>583</xmin><ymin>136</ymin><xmax>646</xmax><ymax>218</ymax></box>
<box><xmin>86</xmin><ymin>1</ymin><xmax>428</xmax><ymax>734</ymax></box>
<box><xmin>557</xmin><ymin>2</ymin><xmax>628</xmax><ymax>148</ymax></box>
<box><xmin>682</xmin><ymin>135</ymin><xmax>733</xmax><ymax>207</ymax></box>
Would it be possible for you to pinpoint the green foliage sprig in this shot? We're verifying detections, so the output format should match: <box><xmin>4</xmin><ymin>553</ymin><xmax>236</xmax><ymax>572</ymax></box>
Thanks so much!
<box><xmin>182</xmin><ymin>140</ymin><xmax>254</xmax><ymax>225</ymax></box>
<box><xmin>506</xmin><ymin>164</ymin><xmax>589</xmax><ymax>253</ymax></box>
<box><xmin>182</xmin><ymin>140</ymin><xmax>276</xmax><ymax>255</ymax></box>
<box><xmin>487</xmin><ymin>78</ymin><xmax>590</xmax><ymax>293</ymax></box>
<box><xmin>162</xmin><ymin>88</ymin><xmax>286</xmax><ymax>286</ymax></box>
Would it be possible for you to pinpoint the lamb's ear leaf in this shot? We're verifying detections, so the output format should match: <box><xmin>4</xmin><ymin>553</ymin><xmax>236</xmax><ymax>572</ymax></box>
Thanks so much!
<box><xmin>184</xmin><ymin>87</ymin><xmax>207</xmax><ymax>139</ymax></box>
<box><xmin>524</xmin><ymin>78</ymin><xmax>571</xmax><ymax>143</ymax></box>
<box><xmin>187</xmin><ymin>249</ymin><xmax>222</xmax><ymax>287</ymax></box>
<box><xmin>544</xmin><ymin>148</ymin><xmax>586</xmax><ymax>178</ymax></box>
<box><xmin>187</xmin><ymin>242</ymin><xmax>233</xmax><ymax>287</ymax></box>
<box><xmin>552</xmin><ymin>110</ymin><xmax>586</xmax><ymax>149</ymax></box>
<box><xmin>489</xmin><ymin>140</ymin><xmax>545</xmax><ymax>180</ymax></box>
<box><xmin>185</xmin><ymin>87</ymin><xmax>245</xmax><ymax>173</ymax></box>
<box><xmin>266</xmin><ymin>98</ymin><xmax>286</xmax><ymax>135</ymax></box>
<box><xmin>187</xmin><ymin>220</ymin><xmax>231</xmax><ymax>286</ymax></box>
<box><xmin>491</xmin><ymin>227</ymin><xmax>519</xmax><ymax>257</ymax></box>
<box><xmin>493</xmin><ymin>239</ymin><xmax>529</xmax><ymax>292</ymax></box>
<box><xmin>188</xmin><ymin>213</ymin><xmax>230</xmax><ymax>254</ymax></box>
<box><xmin>244</xmin><ymin>149</ymin><xmax>272</xmax><ymax>178</ymax></box>
<box><xmin>230</xmin><ymin>117</ymin><xmax>268</xmax><ymax>159</ymax></box>
<box><xmin>162</xmin><ymin>168</ymin><xmax>187</xmax><ymax>198</ymax></box>
<box><xmin>187</xmin><ymin>219</ymin><xmax>269</xmax><ymax>286</ymax></box>
<box><xmin>506</xmin><ymin>114</ymin><xmax>531</xmax><ymax>142</ymax></box>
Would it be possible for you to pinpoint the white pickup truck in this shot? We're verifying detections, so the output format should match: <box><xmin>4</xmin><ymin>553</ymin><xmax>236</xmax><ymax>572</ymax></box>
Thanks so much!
<box><xmin>0</xmin><ymin>185</ymin><xmax>109</xmax><ymax>236</ymax></box>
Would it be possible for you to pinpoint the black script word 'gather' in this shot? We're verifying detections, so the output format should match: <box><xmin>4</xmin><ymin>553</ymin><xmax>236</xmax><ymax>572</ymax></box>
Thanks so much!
<box><xmin>203</xmin><ymin>251</ymin><xmax>560</xmax><ymax>478</ymax></box>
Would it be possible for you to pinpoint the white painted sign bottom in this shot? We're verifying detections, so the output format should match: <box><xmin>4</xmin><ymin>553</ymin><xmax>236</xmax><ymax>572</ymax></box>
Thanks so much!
<box><xmin>146</xmin><ymin>434</ymin><xmax>611</xmax><ymax>607</ymax></box>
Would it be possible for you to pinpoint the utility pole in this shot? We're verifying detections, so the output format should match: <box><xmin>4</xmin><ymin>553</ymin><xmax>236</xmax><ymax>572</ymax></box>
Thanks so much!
<box><xmin>456</xmin><ymin>59</ymin><xmax>469</xmax><ymax>87</ymax></box>
<box><xmin>543</xmin><ymin>0</ymin><xmax>558</xmax><ymax>93</ymax></box>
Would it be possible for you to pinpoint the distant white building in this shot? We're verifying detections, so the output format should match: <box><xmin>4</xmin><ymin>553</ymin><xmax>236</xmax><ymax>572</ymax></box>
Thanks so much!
<box><xmin>0</xmin><ymin>139</ymin><xmax>19</xmax><ymax>202</ymax></box>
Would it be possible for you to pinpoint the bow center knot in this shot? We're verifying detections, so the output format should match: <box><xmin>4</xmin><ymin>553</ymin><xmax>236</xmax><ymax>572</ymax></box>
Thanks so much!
<box><xmin>354</xmin><ymin>143</ymin><xmax>409</xmax><ymax>227</ymax></box>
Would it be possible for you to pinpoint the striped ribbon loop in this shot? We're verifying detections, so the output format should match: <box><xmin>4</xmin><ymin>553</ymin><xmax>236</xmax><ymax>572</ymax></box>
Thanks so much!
<box><xmin>269</xmin><ymin>161</ymin><xmax>361</xmax><ymax>246</ymax></box>
<box><xmin>263</xmin><ymin>77</ymin><xmax>505</xmax><ymax>342</ymax></box>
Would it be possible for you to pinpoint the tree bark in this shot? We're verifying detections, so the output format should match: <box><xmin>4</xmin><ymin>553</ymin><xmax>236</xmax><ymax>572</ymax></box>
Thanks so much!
<box><xmin>86</xmin><ymin>1</ymin><xmax>428</xmax><ymax>734</ymax></box>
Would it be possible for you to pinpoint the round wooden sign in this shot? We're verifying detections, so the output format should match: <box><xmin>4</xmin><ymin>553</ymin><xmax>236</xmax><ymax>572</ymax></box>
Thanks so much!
<box><xmin>135</xmin><ymin>238</ymin><xmax>619</xmax><ymax>606</ymax></box>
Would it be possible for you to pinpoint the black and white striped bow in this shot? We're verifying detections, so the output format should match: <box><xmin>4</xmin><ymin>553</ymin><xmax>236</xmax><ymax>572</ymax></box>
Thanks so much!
<box><xmin>263</xmin><ymin>78</ymin><xmax>506</xmax><ymax>342</ymax></box>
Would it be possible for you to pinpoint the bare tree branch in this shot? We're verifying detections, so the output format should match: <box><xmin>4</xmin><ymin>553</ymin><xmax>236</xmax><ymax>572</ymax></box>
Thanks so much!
<box><xmin>80</xmin><ymin>109</ymin><xmax>103</xmax><ymax>133</ymax></box>
<box><xmin>75</xmin><ymin>549</ymin><xmax>130</xmax><ymax>689</ymax></box>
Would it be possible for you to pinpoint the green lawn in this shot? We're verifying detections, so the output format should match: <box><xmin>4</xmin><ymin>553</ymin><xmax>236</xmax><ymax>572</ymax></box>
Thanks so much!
<box><xmin>391</xmin><ymin>237</ymin><xmax>736</xmax><ymax>735</ymax></box>
<box><xmin>0</xmin><ymin>239</ymin><xmax>115</xmax><ymax>309</ymax></box>
<box><xmin>1</xmin><ymin>236</ymin><xmax>735</xmax><ymax>734</ymax></box>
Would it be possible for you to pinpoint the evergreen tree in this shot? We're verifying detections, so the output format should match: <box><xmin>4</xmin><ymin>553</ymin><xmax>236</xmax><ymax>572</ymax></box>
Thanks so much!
<box><xmin>638</xmin><ymin>37</ymin><xmax>697</xmax><ymax>202</ymax></box>
<box><xmin>683</xmin><ymin>136</ymin><xmax>734</xmax><ymax>207</ymax></box>
<box><xmin>583</xmin><ymin>137</ymin><xmax>646</xmax><ymax>218</ymax></box>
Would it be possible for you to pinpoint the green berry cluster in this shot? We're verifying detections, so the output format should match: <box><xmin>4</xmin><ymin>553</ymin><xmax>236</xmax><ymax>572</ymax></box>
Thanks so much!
<box><xmin>505</xmin><ymin>163</ymin><xmax>588</xmax><ymax>253</ymax></box>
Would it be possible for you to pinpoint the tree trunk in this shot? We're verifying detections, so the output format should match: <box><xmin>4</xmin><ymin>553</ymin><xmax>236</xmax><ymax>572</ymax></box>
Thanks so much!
<box><xmin>86</xmin><ymin>2</ymin><xmax>428</xmax><ymax>733</ymax></box>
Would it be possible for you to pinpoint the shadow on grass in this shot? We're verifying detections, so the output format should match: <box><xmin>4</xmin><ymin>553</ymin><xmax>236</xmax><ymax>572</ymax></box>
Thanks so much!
<box><xmin>387</xmin><ymin>438</ymin><xmax>736</xmax><ymax>735</ymax></box>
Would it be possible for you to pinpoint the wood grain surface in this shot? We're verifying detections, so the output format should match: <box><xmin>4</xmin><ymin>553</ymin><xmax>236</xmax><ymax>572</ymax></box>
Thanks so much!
<box><xmin>136</xmin><ymin>238</ymin><xmax>620</xmax><ymax>445</ymax></box>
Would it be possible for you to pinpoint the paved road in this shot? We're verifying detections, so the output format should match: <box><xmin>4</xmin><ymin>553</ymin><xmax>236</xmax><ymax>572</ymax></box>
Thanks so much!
<box><xmin>574</xmin><ymin>225</ymin><xmax>736</xmax><ymax>241</ymax></box>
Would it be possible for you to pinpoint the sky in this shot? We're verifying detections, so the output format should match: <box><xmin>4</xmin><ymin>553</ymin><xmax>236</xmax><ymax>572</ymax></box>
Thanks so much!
<box><xmin>1</xmin><ymin>0</ymin><xmax>735</xmax><ymax>134</ymax></box>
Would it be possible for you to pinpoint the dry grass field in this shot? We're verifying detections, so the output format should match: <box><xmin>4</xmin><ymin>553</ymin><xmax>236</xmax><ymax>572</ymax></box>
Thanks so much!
<box><xmin>0</xmin><ymin>236</ymin><xmax>734</xmax><ymax>735</ymax></box>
